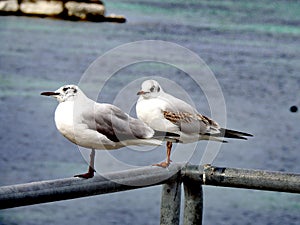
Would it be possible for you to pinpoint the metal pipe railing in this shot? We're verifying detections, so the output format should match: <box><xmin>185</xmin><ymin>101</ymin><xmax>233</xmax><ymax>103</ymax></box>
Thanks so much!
<box><xmin>184</xmin><ymin>165</ymin><xmax>300</xmax><ymax>193</ymax></box>
<box><xmin>0</xmin><ymin>164</ymin><xmax>299</xmax><ymax>225</ymax></box>
<box><xmin>0</xmin><ymin>164</ymin><xmax>184</xmax><ymax>209</ymax></box>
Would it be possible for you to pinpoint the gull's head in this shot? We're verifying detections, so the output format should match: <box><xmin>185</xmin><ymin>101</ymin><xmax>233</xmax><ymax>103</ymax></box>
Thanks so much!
<box><xmin>137</xmin><ymin>80</ymin><xmax>163</xmax><ymax>99</ymax></box>
<box><xmin>41</xmin><ymin>84</ymin><xmax>81</xmax><ymax>103</ymax></box>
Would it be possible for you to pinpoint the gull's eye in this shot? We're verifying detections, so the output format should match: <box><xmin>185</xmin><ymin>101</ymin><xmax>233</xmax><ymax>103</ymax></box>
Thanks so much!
<box><xmin>150</xmin><ymin>86</ymin><xmax>155</xmax><ymax>92</ymax></box>
<box><xmin>63</xmin><ymin>87</ymin><xmax>69</xmax><ymax>92</ymax></box>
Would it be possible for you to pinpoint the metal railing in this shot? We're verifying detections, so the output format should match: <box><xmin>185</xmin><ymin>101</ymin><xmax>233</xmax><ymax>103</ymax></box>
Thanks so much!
<box><xmin>1</xmin><ymin>164</ymin><xmax>300</xmax><ymax>225</ymax></box>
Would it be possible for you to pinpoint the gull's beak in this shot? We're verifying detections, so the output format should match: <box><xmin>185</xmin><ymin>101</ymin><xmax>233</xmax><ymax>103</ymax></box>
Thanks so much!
<box><xmin>41</xmin><ymin>91</ymin><xmax>59</xmax><ymax>96</ymax></box>
<box><xmin>137</xmin><ymin>90</ymin><xmax>145</xmax><ymax>95</ymax></box>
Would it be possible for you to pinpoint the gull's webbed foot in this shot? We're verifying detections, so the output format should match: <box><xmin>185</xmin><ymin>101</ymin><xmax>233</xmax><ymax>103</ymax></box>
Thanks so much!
<box><xmin>74</xmin><ymin>167</ymin><xmax>95</xmax><ymax>179</ymax></box>
<box><xmin>152</xmin><ymin>160</ymin><xmax>172</xmax><ymax>168</ymax></box>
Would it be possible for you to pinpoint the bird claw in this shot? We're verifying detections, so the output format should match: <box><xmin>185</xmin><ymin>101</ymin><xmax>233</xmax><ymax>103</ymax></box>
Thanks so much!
<box><xmin>152</xmin><ymin>161</ymin><xmax>171</xmax><ymax>168</ymax></box>
<box><xmin>74</xmin><ymin>169</ymin><xmax>95</xmax><ymax>179</ymax></box>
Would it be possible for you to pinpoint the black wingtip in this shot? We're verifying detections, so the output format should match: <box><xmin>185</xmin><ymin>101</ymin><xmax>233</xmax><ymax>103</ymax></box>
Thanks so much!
<box><xmin>219</xmin><ymin>128</ymin><xmax>253</xmax><ymax>140</ymax></box>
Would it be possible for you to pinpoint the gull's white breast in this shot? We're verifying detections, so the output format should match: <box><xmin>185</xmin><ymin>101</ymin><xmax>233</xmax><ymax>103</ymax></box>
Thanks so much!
<box><xmin>54</xmin><ymin>101</ymin><xmax>77</xmax><ymax>144</ymax></box>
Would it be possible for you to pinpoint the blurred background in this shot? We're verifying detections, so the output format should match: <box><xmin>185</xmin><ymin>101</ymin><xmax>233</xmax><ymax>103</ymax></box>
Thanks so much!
<box><xmin>0</xmin><ymin>0</ymin><xmax>300</xmax><ymax>224</ymax></box>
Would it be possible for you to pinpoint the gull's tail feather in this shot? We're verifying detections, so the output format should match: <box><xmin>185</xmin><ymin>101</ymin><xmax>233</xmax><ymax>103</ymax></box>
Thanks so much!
<box><xmin>202</xmin><ymin>135</ymin><xmax>228</xmax><ymax>143</ymax></box>
<box><xmin>153</xmin><ymin>130</ymin><xmax>180</xmax><ymax>142</ymax></box>
<box><xmin>217</xmin><ymin>128</ymin><xmax>253</xmax><ymax>140</ymax></box>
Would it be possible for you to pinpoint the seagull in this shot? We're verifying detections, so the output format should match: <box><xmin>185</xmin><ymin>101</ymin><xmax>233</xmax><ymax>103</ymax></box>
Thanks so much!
<box><xmin>136</xmin><ymin>79</ymin><xmax>253</xmax><ymax>167</ymax></box>
<box><xmin>41</xmin><ymin>84</ymin><xmax>179</xmax><ymax>178</ymax></box>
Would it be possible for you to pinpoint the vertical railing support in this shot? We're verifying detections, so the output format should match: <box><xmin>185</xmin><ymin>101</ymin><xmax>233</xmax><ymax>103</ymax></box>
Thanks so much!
<box><xmin>160</xmin><ymin>173</ymin><xmax>182</xmax><ymax>225</ymax></box>
<box><xmin>183</xmin><ymin>166</ymin><xmax>203</xmax><ymax>225</ymax></box>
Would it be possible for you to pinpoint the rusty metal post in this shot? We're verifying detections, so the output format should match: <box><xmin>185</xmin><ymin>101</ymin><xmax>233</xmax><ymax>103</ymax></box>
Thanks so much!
<box><xmin>183</xmin><ymin>165</ymin><xmax>203</xmax><ymax>225</ymax></box>
<box><xmin>160</xmin><ymin>172</ymin><xmax>182</xmax><ymax>225</ymax></box>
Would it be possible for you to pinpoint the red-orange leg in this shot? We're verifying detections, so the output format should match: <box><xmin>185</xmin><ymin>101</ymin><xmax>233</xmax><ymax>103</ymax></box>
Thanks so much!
<box><xmin>153</xmin><ymin>141</ymin><xmax>173</xmax><ymax>168</ymax></box>
<box><xmin>74</xmin><ymin>149</ymin><xmax>96</xmax><ymax>179</ymax></box>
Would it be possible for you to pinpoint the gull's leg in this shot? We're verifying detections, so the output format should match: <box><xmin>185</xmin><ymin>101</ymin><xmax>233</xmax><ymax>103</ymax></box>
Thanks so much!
<box><xmin>74</xmin><ymin>149</ymin><xmax>96</xmax><ymax>179</ymax></box>
<box><xmin>153</xmin><ymin>141</ymin><xmax>173</xmax><ymax>168</ymax></box>
<box><xmin>166</xmin><ymin>141</ymin><xmax>172</xmax><ymax>164</ymax></box>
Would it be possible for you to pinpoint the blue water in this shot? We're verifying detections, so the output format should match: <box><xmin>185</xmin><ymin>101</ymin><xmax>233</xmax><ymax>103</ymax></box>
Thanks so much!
<box><xmin>1</xmin><ymin>1</ymin><xmax>300</xmax><ymax>224</ymax></box>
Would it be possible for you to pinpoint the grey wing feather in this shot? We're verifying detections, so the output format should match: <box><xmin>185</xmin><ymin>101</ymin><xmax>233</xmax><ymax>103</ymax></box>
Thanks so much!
<box><xmin>84</xmin><ymin>103</ymin><xmax>154</xmax><ymax>142</ymax></box>
<box><xmin>161</xmin><ymin>93</ymin><xmax>219</xmax><ymax>134</ymax></box>
<box><xmin>163</xmin><ymin>110</ymin><xmax>220</xmax><ymax>134</ymax></box>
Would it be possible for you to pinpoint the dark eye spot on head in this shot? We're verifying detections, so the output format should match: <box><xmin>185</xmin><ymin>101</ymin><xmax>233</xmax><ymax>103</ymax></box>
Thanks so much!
<box><xmin>73</xmin><ymin>88</ymin><xmax>77</xmax><ymax>93</ymax></box>
<box><xmin>150</xmin><ymin>86</ymin><xmax>155</xmax><ymax>92</ymax></box>
<box><xmin>63</xmin><ymin>87</ymin><xmax>69</xmax><ymax>92</ymax></box>
<box><xmin>157</xmin><ymin>86</ymin><xmax>160</xmax><ymax>92</ymax></box>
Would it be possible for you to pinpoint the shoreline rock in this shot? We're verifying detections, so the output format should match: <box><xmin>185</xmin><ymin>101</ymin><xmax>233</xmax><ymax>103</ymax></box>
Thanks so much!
<box><xmin>0</xmin><ymin>0</ymin><xmax>126</xmax><ymax>23</ymax></box>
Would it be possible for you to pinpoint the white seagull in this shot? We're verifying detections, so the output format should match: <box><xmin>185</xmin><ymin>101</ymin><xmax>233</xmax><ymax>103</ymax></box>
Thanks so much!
<box><xmin>41</xmin><ymin>84</ymin><xmax>178</xmax><ymax>178</ymax></box>
<box><xmin>136</xmin><ymin>79</ymin><xmax>252</xmax><ymax>167</ymax></box>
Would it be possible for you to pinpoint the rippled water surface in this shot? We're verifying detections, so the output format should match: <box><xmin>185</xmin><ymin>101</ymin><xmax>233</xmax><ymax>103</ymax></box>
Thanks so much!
<box><xmin>1</xmin><ymin>1</ymin><xmax>300</xmax><ymax>224</ymax></box>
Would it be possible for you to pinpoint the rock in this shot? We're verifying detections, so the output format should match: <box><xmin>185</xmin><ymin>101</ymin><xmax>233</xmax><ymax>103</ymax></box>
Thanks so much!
<box><xmin>0</xmin><ymin>0</ymin><xmax>19</xmax><ymax>12</ymax></box>
<box><xmin>20</xmin><ymin>0</ymin><xmax>64</xmax><ymax>16</ymax></box>
<box><xmin>105</xmin><ymin>13</ymin><xmax>126</xmax><ymax>23</ymax></box>
<box><xmin>0</xmin><ymin>0</ymin><xmax>125</xmax><ymax>22</ymax></box>
<box><xmin>65</xmin><ymin>1</ymin><xmax>105</xmax><ymax>20</ymax></box>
